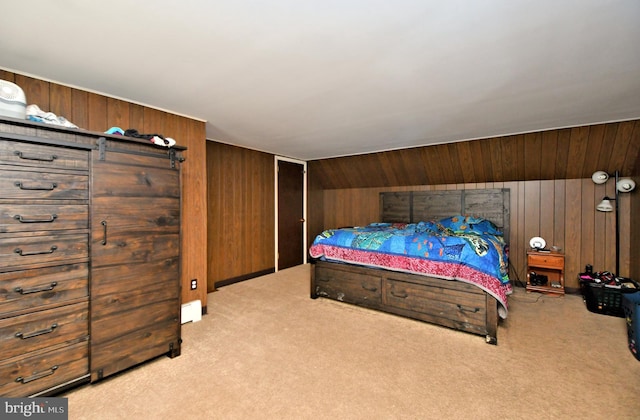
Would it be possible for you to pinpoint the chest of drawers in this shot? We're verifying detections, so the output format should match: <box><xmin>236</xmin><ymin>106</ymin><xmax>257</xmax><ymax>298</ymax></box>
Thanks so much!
<box><xmin>1</xmin><ymin>119</ymin><xmax>183</xmax><ymax>397</ymax></box>
<box><xmin>0</xmin><ymin>137</ymin><xmax>90</xmax><ymax>397</ymax></box>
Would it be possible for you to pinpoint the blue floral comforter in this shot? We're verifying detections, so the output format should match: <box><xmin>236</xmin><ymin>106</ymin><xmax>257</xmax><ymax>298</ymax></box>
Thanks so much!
<box><xmin>309</xmin><ymin>215</ymin><xmax>512</xmax><ymax>317</ymax></box>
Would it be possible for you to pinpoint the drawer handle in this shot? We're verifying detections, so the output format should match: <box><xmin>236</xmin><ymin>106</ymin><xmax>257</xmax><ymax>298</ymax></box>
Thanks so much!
<box><xmin>15</xmin><ymin>282</ymin><xmax>58</xmax><ymax>295</ymax></box>
<box><xmin>15</xmin><ymin>365</ymin><xmax>59</xmax><ymax>384</ymax></box>
<box><xmin>101</xmin><ymin>220</ymin><xmax>108</xmax><ymax>245</ymax></box>
<box><xmin>361</xmin><ymin>283</ymin><xmax>377</xmax><ymax>292</ymax></box>
<box><xmin>14</xmin><ymin>181</ymin><xmax>58</xmax><ymax>191</ymax></box>
<box><xmin>390</xmin><ymin>290</ymin><xmax>408</xmax><ymax>299</ymax></box>
<box><xmin>457</xmin><ymin>304</ymin><xmax>480</xmax><ymax>313</ymax></box>
<box><xmin>14</xmin><ymin>214</ymin><xmax>58</xmax><ymax>223</ymax></box>
<box><xmin>15</xmin><ymin>323</ymin><xmax>59</xmax><ymax>339</ymax></box>
<box><xmin>14</xmin><ymin>150</ymin><xmax>58</xmax><ymax>162</ymax></box>
<box><xmin>14</xmin><ymin>245</ymin><xmax>58</xmax><ymax>256</ymax></box>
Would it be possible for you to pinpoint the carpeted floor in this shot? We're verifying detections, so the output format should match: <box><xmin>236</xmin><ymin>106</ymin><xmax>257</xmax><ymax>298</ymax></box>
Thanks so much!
<box><xmin>64</xmin><ymin>264</ymin><xmax>640</xmax><ymax>419</ymax></box>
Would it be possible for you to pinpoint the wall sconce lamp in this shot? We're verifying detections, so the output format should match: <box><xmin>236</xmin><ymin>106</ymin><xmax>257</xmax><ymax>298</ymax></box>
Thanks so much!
<box><xmin>591</xmin><ymin>170</ymin><xmax>636</xmax><ymax>276</ymax></box>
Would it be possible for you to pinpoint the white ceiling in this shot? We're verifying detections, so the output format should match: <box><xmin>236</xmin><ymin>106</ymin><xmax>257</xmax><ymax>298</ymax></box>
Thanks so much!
<box><xmin>1</xmin><ymin>0</ymin><xmax>639</xmax><ymax>160</ymax></box>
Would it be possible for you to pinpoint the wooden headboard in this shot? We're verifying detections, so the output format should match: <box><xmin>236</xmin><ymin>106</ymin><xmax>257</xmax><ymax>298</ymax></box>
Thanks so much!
<box><xmin>379</xmin><ymin>189</ymin><xmax>511</xmax><ymax>240</ymax></box>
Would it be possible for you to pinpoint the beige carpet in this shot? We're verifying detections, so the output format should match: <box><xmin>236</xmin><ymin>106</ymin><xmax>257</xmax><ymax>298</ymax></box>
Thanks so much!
<box><xmin>65</xmin><ymin>264</ymin><xmax>640</xmax><ymax>419</ymax></box>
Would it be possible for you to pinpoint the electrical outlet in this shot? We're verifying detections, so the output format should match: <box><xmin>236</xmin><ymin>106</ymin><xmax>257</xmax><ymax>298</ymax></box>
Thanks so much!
<box><xmin>190</xmin><ymin>279</ymin><xmax>197</xmax><ymax>290</ymax></box>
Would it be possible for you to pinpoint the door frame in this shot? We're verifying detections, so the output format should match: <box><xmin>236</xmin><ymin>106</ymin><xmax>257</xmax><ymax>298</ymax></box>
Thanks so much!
<box><xmin>274</xmin><ymin>156</ymin><xmax>308</xmax><ymax>271</ymax></box>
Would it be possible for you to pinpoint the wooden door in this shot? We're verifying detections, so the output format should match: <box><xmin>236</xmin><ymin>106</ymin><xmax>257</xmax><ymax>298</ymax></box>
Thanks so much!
<box><xmin>89</xmin><ymin>148</ymin><xmax>181</xmax><ymax>381</ymax></box>
<box><xmin>277</xmin><ymin>160</ymin><xmax>304</xmax><ymax>270</ymax></box>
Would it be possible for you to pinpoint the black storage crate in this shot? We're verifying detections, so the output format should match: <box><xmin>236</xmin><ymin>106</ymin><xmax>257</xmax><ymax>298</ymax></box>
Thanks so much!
<box><xmin>580</xmin><ymin>278</ymin><xmax>638</xmax><ymax>317</ymax></box>
<box><xmin>622</xmin><ymin>292</ymin><xmax>640</xmax><ymax>361</ymax></box>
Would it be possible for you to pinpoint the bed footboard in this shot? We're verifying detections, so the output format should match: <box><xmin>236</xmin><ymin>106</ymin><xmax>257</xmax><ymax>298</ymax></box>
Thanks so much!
<box><xmin>311</xmin><ymin>260</ymin><xmax>499</xmax><ymax>344</ymax></box>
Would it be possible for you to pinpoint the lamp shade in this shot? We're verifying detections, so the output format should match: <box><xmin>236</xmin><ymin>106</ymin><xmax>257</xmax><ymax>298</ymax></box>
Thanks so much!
<box><xmin>617</xmin><ymin>178</ymin><xmax>636</xmax><ymax>193</ymax></box>
<box><xmin>596</xmin><ymin>198</ymin><xmax>614</xmax><ymax>212</ymax></box>
<box><xmin>591</xmin><ymin>171</ymin><xmax>609</xmax><ymax>184</ymax></box>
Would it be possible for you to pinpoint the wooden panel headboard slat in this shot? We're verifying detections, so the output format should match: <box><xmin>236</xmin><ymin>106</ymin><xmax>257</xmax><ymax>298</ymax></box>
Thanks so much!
<box><xmin>380</xmin><ymin>189</ymin><xmax>510</xmax><ymax>240</ymax></box>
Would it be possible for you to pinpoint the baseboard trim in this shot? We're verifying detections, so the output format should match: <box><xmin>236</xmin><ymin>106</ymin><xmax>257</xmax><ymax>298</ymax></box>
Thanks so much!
<box><xmin>214</xmin><ymin>268</ymin><xmax>275</xmax><ymax>289</ymax></box>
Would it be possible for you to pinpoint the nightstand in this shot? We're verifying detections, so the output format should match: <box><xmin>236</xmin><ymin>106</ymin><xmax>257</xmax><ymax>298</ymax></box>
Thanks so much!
<box><xmin>526</xmin><ymin>251</ymin><xmax>565</xmax><ymax>295</ymax></box>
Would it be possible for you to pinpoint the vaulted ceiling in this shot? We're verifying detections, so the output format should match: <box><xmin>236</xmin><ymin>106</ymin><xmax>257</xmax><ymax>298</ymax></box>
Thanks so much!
<box><xmin>1</xmin><ymin>1</ymin><xmax>639</xmax><ymax>160</ymax></box>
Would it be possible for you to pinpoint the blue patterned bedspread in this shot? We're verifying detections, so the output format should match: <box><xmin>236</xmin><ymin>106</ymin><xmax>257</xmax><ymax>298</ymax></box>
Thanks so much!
<box><xmin>309</xmin><ymin>215</ymin><xmax>512</xmax><ymax>317</ymax></box>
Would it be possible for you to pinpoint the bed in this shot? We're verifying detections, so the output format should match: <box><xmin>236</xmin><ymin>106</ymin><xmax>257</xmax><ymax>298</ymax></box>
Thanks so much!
<box><xmin>309</xmin><ymin>189</ymin><xmax>511</xmax><ymax>344</ymax></box>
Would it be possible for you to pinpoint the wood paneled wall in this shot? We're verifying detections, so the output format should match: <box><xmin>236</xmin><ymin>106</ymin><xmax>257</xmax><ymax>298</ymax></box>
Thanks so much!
<box><xmin>0</xmin><ymin>70</ymin><xmax>208</xmax><ymax>309</ymax></box>
<box><xmin>311</xmin><ymin>121</ymin><xmax>640</xmax><ymax>189</ymax></box>
<box><xmin>315</xmin><ymin>180</ymin><xmax>631</xmax><ymax>291</ymax></box>
<box><xmin>206</xmin><ymin>141</ymin><xmax>275</xmax><ymax>290</ymax></box>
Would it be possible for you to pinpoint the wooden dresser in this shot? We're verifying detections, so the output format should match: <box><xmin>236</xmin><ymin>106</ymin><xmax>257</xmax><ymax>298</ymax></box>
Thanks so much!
<box><xmin>0</xmin><ymin>118</ymin><xmax>183</xmax><ymax>397</ymax></box>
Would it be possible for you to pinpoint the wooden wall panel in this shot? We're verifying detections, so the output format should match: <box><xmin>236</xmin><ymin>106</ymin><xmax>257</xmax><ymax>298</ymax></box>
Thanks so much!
<box><xmin>70</xmin><ymin>89</ymin><xmax>89</xmax><ymax>129</ymax></box>
<box><xmin>457</xmin><ymin>141</ymin><xmax>475</xmax><ymax>183</ymax></box>
<box><xmin>612</xmin><ymin>121</ymin><xmax>635</xmax><ymax>170</ymax></box>
<box><xmin>563</xmin><ymin>180</ymin><xmax>582</xmax><ymax>285</ymax></box>
<box><xmin>206</xmin><ymin>142</ymin><xmax>274</xmax><ymax>289</ymax></box>
<box><xmin>86</xmin><ymin>92</ymin><xmax>107</xmax><ymax>132</ymax></box>
<box><xmin>310</xmin><ymin>121</ymin><xmax>640</xmax><ymax>190</ymax></box>
<box><xmin>553</xmin><ymin>180</ymin><xmax>566</xmax><ymax>253</ymax></box>
<box><xmin>178</xmin><ymin>116</ymin><xmax>208</xmax><ymax>307</ymax></box>
<box><xmin>540</xmin><ymin>131</ymin><xmax>558</xmax><ymax>180</ymax></box>
<box><xmin>624</xmin><ymin>122</ymin><xmax>640</xmax><ymax>172</ymax></box>
<box><xmin>1</xmin><ymin>71</ymin><xmax>208</xmax><ymax>309</ymax></box>
<box><xmin>539</xmin><ymin>180</ymin><xmax>555</xmax><ymax>245</ymax></box>
<box><xmin>580</xmin><ymin>179</ymin><xmax>595</xmax><ymax>274</ymax></box>
<box><xmin>0</xmin><ymin>69</ymin><xmax>14</xmax><ymax>82</ymax></box>
<box><xmin>524</xmin><ymin>181</ymin><xmax>541</xmax><ymax>254</ymax></box>
<box><xmin>584</xmin><ymin>124</ymin><xmax>606</xmax><ymax>177</ymax></box>
<box><xmin>130</xmin><ymin>103</ymin><xmax>145</xmax><ymax>130</ymax></box>
<box><xmin>106</xmin><ymin>97</ymin><xmax>130</xmax><ymax>130</ymax></box>
<box><xmin>565</xmin><ymin>127</ymin><xmax>590</xmax><ymax>179</ymax></box>
<box><xmin>504</xmin><ymin>181</ymin><xmax>524</xmax><ymax>283</ymax></box>
<box><xmin>15</xmin><ymin>74</ymin><xmax>49</xmax><ymax>107</ymax></box>
<box><xmin>524</xmin><ymin>133</ymin><xmax>542</xmax><ymax>180</ymax></box>
<box><xmin>434</xmin><ymin>144</ymin><xmax>456</xmax><ymax>184</ymax></box>
<box><xmin>49</xmin><ymin>84</ymin><xmax>72</xmax><ymax>119</ymax></box>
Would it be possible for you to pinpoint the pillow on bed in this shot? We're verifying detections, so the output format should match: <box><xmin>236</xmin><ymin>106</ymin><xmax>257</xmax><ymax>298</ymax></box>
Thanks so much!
<box><xmin>367</xmin><ymin>222</ymin><xmax>392</xmax><ymax>227</ymax></box>
<box><xmin>415</xmin><ymin>220</ymin><xmax>440</xmax><ymax>234</ymax></box>
<box><xmin>367</xmin><ymin>222</ymin><xmax>409</xmax><ymax>230</ymax></box>
<box><xmin>437</xmin><ymin>215</ymin><xmax>502</xmax><ymax>236</ymax></box>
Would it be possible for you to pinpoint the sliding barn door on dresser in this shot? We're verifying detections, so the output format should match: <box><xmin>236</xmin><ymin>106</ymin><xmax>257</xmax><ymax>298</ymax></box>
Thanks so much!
<box><xmin>0</xmin><ymin>132</ymin><xmax>91</xmax><ymax>397</ymax></box>
<box><xmin>89</xmin><ymin>139</ymin><xmax>182</xmax><ymax>382</ymax></box>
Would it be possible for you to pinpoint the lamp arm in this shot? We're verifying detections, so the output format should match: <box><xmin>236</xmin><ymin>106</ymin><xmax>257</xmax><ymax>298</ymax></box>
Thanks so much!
<box><xmin>615</xmin><ymin>170</ymin><xmax>620</xmax><ymax>277</ymax></box>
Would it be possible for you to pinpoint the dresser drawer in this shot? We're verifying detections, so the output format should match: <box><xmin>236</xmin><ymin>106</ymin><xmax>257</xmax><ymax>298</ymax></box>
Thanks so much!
<box><xmin>385</xmin><ymin>278</ymin><xmax>486</xmax><ymax>322</ymax></box>
<box><xmin>0</xmin><ymin>301</ymin><xmax>89</xmax><ymax>360</ymax></box>
<box><xmin>0</xmin><ymin>340</ymin><xmax>88</xmax><ymax>397</ymax></box>
<box><xmin>0</xmin><ymin>140</ymin><xmax>89</xmax><ymax>171</ymax></box>
<box><xmin>0</xmin><ymin>170</ymin><xmax>88</xmax><ymax>200</ymax></box>
<box><xmin>0</xmin><ymin>204</ymin><xmax>88</xmax><ymax>233</ymax></box>
<box><xmin>0</xmin><ymin>263</ymin><xmax>89</xmax><ymax>316</ymax></box>
<box><xmin>1</xmin><ymin>233</ymin><xmax>88</xmax><ymax>270</ymax></box>
<box><xmin>528</xmin><ymin>253</ymin><xmax>564</xmax><ymax>269</ymax></box>
<box><xmin>314</xmin><ymin>265</ymin><xmax>382</xmax><ymax>307</ymax></box>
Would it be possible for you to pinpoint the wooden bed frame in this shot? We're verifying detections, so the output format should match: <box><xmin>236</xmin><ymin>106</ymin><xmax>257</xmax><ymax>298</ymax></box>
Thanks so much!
<box><xmin>310</xmin><ymin>188</ymin><xmax>510</xmax><ymax>344</ymax></box>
